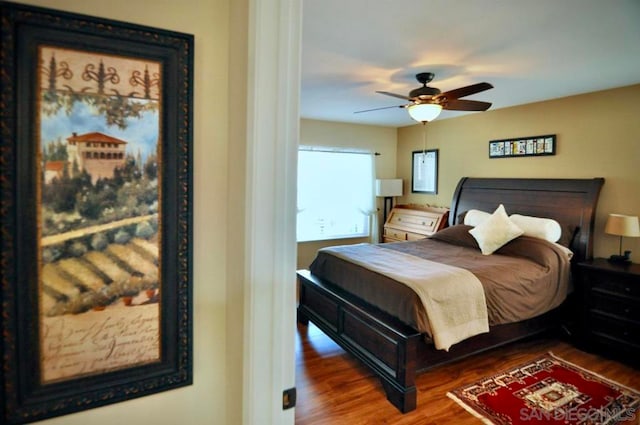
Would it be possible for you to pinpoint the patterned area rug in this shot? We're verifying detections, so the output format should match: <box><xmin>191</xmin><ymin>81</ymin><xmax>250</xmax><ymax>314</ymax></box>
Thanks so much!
<box><xmin>447</xmin><ymin>353</ymin><xmax>640</xmax><ymax>424</ymax></box>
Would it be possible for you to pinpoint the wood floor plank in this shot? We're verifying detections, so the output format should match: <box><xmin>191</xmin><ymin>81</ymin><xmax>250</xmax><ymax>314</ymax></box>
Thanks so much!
<box><xmin>295</xmin><ymin>322</ymin><xmax>640</xmax><ymax>424</ymax></box>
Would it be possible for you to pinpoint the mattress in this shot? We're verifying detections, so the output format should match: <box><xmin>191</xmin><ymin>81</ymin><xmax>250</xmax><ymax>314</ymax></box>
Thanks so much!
<box><xmin>308</xmin><ymin>224</ymin><xmax>572</xmax><ymax>334</ymax></box>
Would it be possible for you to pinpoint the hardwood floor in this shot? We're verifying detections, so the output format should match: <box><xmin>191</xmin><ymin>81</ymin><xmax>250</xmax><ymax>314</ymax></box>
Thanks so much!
<box><xmin>295</xmin><ymin>322</ymin><xmax>640</xmax><ymax>424</ymax></box>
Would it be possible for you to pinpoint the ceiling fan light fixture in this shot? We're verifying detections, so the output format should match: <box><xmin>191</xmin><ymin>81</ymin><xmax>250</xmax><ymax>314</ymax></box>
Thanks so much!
<box><xmin>408</xmin><ymin>103</ymin><xmax>442</xmax><ymax>123</ymax></box>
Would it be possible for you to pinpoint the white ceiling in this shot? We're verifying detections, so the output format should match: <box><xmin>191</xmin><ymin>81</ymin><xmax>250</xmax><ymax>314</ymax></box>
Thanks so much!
<box><xmin>301</xmin><ymin>0</ymin><xmax>640</xmax><ymax>127</ymax></box>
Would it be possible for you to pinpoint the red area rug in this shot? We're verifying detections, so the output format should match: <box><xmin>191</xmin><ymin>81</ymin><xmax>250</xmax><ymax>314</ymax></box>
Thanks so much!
<box><xmin>447</xmin><ymin>353</ymin><xmax>640</xmax><ymax>424</ymax></box>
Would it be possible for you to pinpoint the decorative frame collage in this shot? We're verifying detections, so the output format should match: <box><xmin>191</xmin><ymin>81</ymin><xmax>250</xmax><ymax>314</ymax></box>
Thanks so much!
<box><xmin>489</xmin><ymin>134</ymin><xmax>556</xmax><ymax>158</ymax></box>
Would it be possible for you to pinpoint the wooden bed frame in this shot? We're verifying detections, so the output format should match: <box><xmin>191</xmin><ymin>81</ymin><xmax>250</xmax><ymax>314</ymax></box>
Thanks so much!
<box><xmin>296</xmin><ymin>177</ymin><xmax>604</xmax><ymax>413</ymax></box>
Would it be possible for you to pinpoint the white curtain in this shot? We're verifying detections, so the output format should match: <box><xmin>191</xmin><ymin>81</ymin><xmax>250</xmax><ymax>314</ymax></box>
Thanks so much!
<box><xmin>361</xmin><ymin>151</ymin><xmax>378</xmax><ymax>244</ymax></box>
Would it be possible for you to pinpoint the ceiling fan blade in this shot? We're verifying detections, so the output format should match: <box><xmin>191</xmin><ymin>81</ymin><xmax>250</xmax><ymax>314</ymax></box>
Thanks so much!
<box><xmin>376</xmin><ymin>91</ymin><xmax>411</xmax><ymax>100</ymax></box>
<box><xmin>354</xmin><ymin>104</ymin><xmax>406</xmax><ymax>114</ymax></box>
<box><xmin>436</xmin><ymin>82</ymin><xmax>493</xmax><ymax>100</ymax></box>
<box><xmin>442</xmin><ymin>99</ymin><xmax>492</xmax><ymax>111</ymax></box>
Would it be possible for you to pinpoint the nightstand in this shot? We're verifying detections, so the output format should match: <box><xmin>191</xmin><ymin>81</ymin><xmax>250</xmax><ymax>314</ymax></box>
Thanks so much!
<box><xmin>574</xmin><ymin>258</ymin><xmax>640</xmax><ymax>365</ymax></box>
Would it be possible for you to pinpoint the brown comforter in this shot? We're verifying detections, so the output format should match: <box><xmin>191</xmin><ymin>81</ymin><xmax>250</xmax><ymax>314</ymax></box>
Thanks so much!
<box><xmin>308</xmin><ymin>225</ymin><xmax>572</xmax><ymax>333</ymax></box>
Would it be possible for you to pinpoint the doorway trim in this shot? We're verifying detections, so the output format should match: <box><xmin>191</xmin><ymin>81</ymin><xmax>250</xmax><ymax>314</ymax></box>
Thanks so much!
<box><xmin>242</xmin><ymin>0</ymin><xmax>301</xmax><ymax>423</ymax></box>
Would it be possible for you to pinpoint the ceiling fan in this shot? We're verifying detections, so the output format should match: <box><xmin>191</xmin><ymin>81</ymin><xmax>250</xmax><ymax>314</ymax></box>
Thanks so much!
<box><xmin>356</xmin><ymin>72</ymin><xmax>493</xmax><ymax>123</ymax></box>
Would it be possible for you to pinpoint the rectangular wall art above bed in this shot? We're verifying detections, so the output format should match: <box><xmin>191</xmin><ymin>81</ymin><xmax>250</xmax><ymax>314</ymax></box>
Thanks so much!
<box><xmin>297</xmin><ymin>177</ymin><xmax>604</xmax><ymax>413</ymax></box>
<box><xmin>489</xmin><ymin>134</ymin><xmax>556</xmax><ymax>158</ymax></box>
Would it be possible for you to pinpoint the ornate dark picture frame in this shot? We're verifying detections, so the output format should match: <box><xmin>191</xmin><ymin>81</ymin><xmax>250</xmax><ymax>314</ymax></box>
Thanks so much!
<box><xmin>0</xmin><ymin>2</ymin><xmax>193</xmax><ymax>423</ymax></box>
<box><xmin>411</xmin><ymin>149</ymin><xmax>439</xmax><ymax>194</ymax></box>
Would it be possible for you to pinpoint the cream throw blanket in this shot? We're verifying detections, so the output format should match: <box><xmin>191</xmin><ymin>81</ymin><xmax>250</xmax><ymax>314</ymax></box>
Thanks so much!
<box><xmin>320</xmin><ymin>244</ymin><xmax>489</xmax><ymax>351</ymax></box>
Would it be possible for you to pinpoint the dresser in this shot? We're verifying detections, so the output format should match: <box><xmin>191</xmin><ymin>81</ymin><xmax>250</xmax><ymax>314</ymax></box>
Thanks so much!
<box><xmin>382</xmin><ymin>205</ymin><xmax>449</xmax><ymax>243</ymax></box>
<box><xmin>574</xmin><ymin>258</ymin><xmax>640</xmax><ymax>365</ymax></box>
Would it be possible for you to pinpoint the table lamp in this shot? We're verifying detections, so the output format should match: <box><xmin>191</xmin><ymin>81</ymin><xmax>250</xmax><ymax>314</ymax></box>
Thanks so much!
<box><xmin>375</xmin><ymin>179</ymin><xmax>403</xmax><ymax>224</ymax></box>
<box><xmin>604</xmin><ymin>213</ymin><xmax>640</xmax><ymax>263</ymax></box>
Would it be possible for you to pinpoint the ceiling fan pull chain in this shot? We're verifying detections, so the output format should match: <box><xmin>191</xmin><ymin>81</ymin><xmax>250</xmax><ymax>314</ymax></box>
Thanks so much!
<box><xmin>422</xmin><ymin>122</ymin><xmax>427</xmax><ymax>161</ymax></box>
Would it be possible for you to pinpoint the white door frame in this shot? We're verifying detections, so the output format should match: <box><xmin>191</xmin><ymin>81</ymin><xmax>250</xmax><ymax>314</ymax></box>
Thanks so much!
<box><xmin>243</xmin><ymin>0</ymin><xmax>300</xmax><ymax>423</ymax></box>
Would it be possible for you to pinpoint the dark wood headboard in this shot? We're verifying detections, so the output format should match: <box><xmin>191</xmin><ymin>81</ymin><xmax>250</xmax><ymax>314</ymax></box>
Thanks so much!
<box><xmin>449</xmin><ymin>177</ymin><xmax>605</xmax><ymax>262</ymax></box>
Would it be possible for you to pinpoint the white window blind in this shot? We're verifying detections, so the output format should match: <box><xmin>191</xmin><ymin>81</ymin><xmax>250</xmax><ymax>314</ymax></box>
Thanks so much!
<box><xmin>297</xmin><ymin>148</ymin><xmax>374</xmax><ymax>242</ymax></box>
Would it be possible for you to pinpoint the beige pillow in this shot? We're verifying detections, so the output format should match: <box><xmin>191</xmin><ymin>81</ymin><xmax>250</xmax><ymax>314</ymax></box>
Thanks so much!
<box><xmin>469</xmin><ymin>204</ymin><xmax>524</xmax><ymax>255</ymax></box>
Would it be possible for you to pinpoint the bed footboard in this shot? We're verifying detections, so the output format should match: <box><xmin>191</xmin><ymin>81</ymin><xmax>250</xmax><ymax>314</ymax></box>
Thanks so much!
<box><xmin>297</xmin><ymin>269</ymin><xmax>421</xmax><ymax>413</ymax></box>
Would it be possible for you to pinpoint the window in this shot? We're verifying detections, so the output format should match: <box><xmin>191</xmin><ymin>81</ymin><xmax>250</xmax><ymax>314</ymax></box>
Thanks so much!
<box><xmin>297</xmin><ymin>147</ymin><xmax>374</xmax><ymax>242</ymax></box>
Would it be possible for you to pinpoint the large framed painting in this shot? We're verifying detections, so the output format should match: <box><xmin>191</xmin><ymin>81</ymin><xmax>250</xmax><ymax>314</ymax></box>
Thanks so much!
<box><xmin>0</xmin><ymin>2</ymin><xmax>193</xmax><ymax>423</ymax></box>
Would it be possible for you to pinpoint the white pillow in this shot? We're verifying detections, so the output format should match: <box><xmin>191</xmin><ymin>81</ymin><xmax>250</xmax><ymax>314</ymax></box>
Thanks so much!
<box><xmin>509</xmin><ymin>214</ymin><xmax>562</xmax><ymax>243</ymax></box>
<box><xmin>469</xmin><ymin>204</ymin><xmax>524</xmax><ymax>255</ymax></box>
<box><xmin>463</xmin><ymin>209</ymin><xmax>491</xmax><ymax>227</ymax></box>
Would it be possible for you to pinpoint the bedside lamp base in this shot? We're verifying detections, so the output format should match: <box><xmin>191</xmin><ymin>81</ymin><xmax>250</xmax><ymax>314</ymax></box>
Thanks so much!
<box><xmin>608</xmin><ymin>250</ymin><xmax>631</xmax><ymax>264</ymax></box>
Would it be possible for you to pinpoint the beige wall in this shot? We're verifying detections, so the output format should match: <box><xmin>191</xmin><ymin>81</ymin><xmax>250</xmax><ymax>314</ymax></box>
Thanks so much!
<box><xmin>297</xmin><ymin>119</ymin><xmax>397</xmax><ymax>268</ymax></box>
<box><xmin>16</xmin><ymin>1</ymin><xmax>237</xmax><ymax>424</ymax></box>
<box><xmin>397</xmin><ymin>84</ymin><xmax>640</xmax><ymax>260</ymax></box>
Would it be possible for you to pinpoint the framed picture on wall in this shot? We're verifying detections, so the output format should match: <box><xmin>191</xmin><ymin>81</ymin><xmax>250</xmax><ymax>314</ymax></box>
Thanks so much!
<box><xmin>488</xmin><ymin>134</ymin><xmax>556</xmax><ymax>158</ymax></box>
<box><xmin>0</xmin><ymin>2</ymin><xmax>193</xmax><ymax>423</ymax></box>
<box><xmin>411</xmin><ymin>149</ymin><xmax>439</xmax><ymax>194</ymax></box>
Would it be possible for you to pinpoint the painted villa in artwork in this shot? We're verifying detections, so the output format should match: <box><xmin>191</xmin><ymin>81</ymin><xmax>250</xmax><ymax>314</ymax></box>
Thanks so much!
<box><xmin>44</xmin><ymin>131</ymin><xmax>128</xmax><ymax>183</ymax></box>
<box><xmin>66</xmin><ymin>132</ymin><xmax>128</xmax><ymax>182</ymax></box>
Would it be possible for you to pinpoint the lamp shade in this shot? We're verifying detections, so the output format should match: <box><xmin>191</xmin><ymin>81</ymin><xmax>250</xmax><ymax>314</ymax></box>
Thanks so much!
<box><xmin>605</xmin><ymin>214</ymin><xmax>640</xmax><ymax>237</ymax></box>
<box><xmin>375</xmin><ymin>179</ymin><xmax>403</xmax><ymax>197</ymax></box>
<box><xmin>407</xmin><ymin>103</ymin><xmax>442</xmax><ymax>123</ymax></box>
